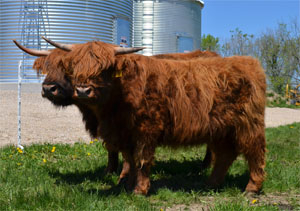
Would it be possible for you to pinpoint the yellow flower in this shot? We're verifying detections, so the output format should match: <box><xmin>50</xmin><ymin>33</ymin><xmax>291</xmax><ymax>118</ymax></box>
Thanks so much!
<box><xmin>17</xmin><ymin>163</ymin><xmax>22</xmax><ymax>166</ymax></box>
<box><xmin>9</xmin><ymin>155</ymin><xmax>12</xmax><ymax>158</ymax></box>
<box><xmin>51</xmin><ymin>146</ymin><xmax>56</xmax><ymax>153</ymax></box>
<box><xmin>87</xmin><ymin>152</ymin><xmax>91</xmax><ymax>156</ymax></box>
<box><xmin>94</xmin><ymin>139</ymin><xmax>98</xmax><ymax>142</ymax></box>
<box><xmin>90</xmin><ymin>141</ymin><xmax>94</xmax><ymax>144</ymax></box>
<box><xmin>273</xmin><ymin>202</ymin><xmax>278</xmax><ymax>205</ymax></box>
<box><xmin>251</xmin><ymin>199</ymin><xmax>258</xmax><ymax>204</ymax></box>
<box><xmin>290</xmin><ymin>126</ymin><xmax>294</xmax><ymax>128</ymax></box>
<box><xmin>17</xmin><ymin>148</ymin><xmax>23</xmax><ymax>154</ymax></box>
<box><xmin>43</xmin><ymin>159</ymin><xmax>47</xmax><ymax>163</ymax></box>
<box><xmin>160</xmin><ymin>209</ymin><xmax>164</xmax><ymax>211</ymax></box>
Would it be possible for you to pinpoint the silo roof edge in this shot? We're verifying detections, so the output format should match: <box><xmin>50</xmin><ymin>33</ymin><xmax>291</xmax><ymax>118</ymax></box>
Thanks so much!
<box><xmin>195</xmin><ymin>0</ymin><xmax>204</xmax><ymax>7</ymax></box>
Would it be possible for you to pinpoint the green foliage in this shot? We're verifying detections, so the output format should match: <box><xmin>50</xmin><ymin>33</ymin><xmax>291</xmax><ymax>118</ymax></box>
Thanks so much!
<box><xmin>259</xmin><ymin>23</ymin><xmax>300</xmax><ymax>94</ymax></box>
<box><xmin>201</xmin><ymin>34</ymin><xmax>220</xmax><ymax>52</ymax></box>
<box><xmin>221</xmin><ymin>28</ymin><xmax>256</xmax><ymax>57</ymax></box>
<box><xmin>0</xmin><ymin>123</ymin><xmax>300</xmax><ymax>210</ymax></box>
<box><xmin>220</xmin><ymin>19</ymin><xmax>300</xmax><ymax>95</ymax></box>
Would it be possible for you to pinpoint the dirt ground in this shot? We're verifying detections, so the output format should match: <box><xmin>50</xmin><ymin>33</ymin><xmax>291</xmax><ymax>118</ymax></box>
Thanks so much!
<box><xmin>1</xmin><ymin>83</ymin><xmax>300</xmax><ymax>148</ymax></box>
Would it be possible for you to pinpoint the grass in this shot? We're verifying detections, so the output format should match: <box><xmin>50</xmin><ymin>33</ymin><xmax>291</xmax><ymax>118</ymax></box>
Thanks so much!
<box><xmin>266</xmin><ymin>98</ymin><xmax>300</xmax><ymax>108</ymax></box>
<box><xmin>0</xmin><ymin>123</ymin><xmax>300</xmax><ymax>210</ymax></box>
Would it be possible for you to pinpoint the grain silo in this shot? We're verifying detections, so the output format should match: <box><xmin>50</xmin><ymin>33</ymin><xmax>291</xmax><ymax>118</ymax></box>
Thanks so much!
<box><xmin>133</xmin><ymin>0</ymin><xmax>204</xmax><ymax>56</ymax></box>
<box><xmin>0</xmin><ymin>0</ymin><xmax>133</xmax><ymax>83</ymax></box>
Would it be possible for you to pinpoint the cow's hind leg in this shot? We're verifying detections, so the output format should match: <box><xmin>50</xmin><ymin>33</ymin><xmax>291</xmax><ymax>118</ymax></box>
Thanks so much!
<box><xmin>244</xmin><ymin>133</ymin><xmax>266</xmax><ymax>193</ymax></box>
<box><xmin>207</xmin><ymin>142</ymin><xmax>238</xmax><ymax>188</ymax></box>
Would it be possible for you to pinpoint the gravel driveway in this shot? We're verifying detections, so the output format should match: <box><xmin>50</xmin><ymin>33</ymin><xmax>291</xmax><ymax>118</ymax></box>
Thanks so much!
<box><xmin>1</xmin><ymin>83</ymin><xmax>300</xmax><ymax>148</ymax></box>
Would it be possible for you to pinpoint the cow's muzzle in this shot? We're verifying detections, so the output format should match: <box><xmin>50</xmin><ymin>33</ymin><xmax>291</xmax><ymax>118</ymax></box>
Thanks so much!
<box><xmin>75</xmin><ymin>87</ymin><xmax>93</xmax><ymax>99</ymax></box>
<box><xmin>42</xmin><ymin>84</ymin><xmax>58</xmax><ymax>97</ymax></box>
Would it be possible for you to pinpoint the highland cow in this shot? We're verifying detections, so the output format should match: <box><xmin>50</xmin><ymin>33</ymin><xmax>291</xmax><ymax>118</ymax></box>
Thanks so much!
<box><xmin>13</xmin><ymin>39</ymin><xmax>218</xmax><ymax>176</ymax></box>
<box><xmin>58</xmin><ymin>40</ymin><xmax>266</xmax><ymax>195</ymax></box>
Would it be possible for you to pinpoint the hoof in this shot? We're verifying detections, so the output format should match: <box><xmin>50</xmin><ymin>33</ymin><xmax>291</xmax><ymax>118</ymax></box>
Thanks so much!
<box><xmin>243</xmin><ymin>191</ymin><xmax>259</xmax><ymax>199</ymax></box>
<box><xmin>133</xmin><ymin>186</ymin><xmax>148</xmax><ymax>195</ymax></box>
<box><xmin>117</xmin><ymin>176</ymin><xmax>128</xmax><ymax>185</ymax></box>
<box><xmin>245</xmin><ymin>182</ymin><xmax>262</xmax><ymax>194</ymax></box>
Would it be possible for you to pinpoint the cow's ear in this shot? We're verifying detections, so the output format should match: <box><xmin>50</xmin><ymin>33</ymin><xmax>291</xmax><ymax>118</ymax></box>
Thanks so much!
<box><xmin>33</xmin><ymin>57</ymin><xmax>47</xmax><ymax>74</ymax></box>
<box><xmin>114</xmin><ymin>47</ymin><xmax>145</xmax><ymax>55</ymax></box>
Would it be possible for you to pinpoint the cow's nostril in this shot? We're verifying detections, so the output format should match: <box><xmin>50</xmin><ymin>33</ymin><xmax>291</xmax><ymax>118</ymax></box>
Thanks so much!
<box><xmin>76</xmin><ymin>87</ymin><xmax>92</xmax><ymax>98</ymax></box>
<box><xmin>76</xmin><ymin>87</ymin><xmax>82</xmax><ymax>95</ymax></box>
<box><xmin>42</xmin><ymin>84</ymin><xmax>57</xmax><ymax>96</ymax></box>
<box><xmin>85</xmin><ymin>88</ymin><xmax>91</xmax><ymax>95</ymax></box>
<box><xmin>49</xmin><ymin>85</ymin><xmax>57</xmax><ymax>93</ymax></box>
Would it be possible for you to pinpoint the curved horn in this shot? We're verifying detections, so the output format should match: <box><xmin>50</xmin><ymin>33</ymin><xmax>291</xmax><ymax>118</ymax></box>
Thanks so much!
<box><xmin>42</xmin><ymin>36</ymin><xmax>73</xmax><ymax>51</ymax></box>
<box><xmin>13</xmin><ymin>40</ymin><xmax>51</xmax><ymax>57</ymax></box>
<box><xmin>114</xmin><ymin>46</ymin><xmax>146</xmax><ymax>55</ymax></box>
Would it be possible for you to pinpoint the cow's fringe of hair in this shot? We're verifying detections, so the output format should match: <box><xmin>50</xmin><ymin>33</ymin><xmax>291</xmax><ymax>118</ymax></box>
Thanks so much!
<box><xmin>33</xmin><ymin>49</ymin><xmax>68</xmax><ymax>74</ymax></box>
<box><xmin>63</xmin><ymin>42</ymin><xmax>116</xmax><ymax>82</ymax></box>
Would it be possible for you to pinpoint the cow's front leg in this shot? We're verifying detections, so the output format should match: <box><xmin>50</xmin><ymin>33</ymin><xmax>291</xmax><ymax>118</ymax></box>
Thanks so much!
<box><xmin>132</xmin><ymin>141</ymin><xmax>156</xmax><ymax>195</ymax></box>
<box><xmin>133</xmin><ymin>162</ymin><xmax>152</xmax><ymax>195</ymax></box>
<box><xmin>118</xmin><ymin>153</ymin><xmax>131</xmax><ymax>184</ymax></box>
<box><xmin>207</xmin><ymin>142</ymin><xmax>238</xmax><ymax>188</ymax></box>
<box><xmin>122</xmin><ymin>149</ymin><xmax>153</xmax><ymax>195</ymax></box>
<box><xmin>105</xmin><ymin>150</ymin><xmax>119</xmax><ymax>174</ymax></box>
<box><xmin>121</xmin><ymin>151</ymin><xmax>137</xmax><ymax>191</ymax></box>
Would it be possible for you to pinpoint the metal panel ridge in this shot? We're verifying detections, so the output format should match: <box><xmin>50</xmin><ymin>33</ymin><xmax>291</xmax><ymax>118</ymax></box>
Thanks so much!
<box><xmin>0</xmin><ymin>0</ymin><xmax>133</xmax><ymax>83</ymax></box>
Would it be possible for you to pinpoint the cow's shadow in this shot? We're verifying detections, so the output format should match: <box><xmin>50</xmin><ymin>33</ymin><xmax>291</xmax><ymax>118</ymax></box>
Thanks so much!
<box><xmin>49</xmin><ymin>158</ymin><xmax>250</xmax><ymax>196</ymax></box>
<box><xmin>50</xmin><ymin>166</ymin><xmax>115</xmax><ymax>187</ymax></box>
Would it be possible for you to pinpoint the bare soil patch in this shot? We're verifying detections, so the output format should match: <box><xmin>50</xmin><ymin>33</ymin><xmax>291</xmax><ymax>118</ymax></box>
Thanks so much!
<box><xmin>165</xmin><ymin>193</ymin><xmax>300</xmax><ymax>210</ymax></box>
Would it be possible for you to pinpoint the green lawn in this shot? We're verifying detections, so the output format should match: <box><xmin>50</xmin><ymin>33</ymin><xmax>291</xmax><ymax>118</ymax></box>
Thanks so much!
<box><xmin>0</xmin><ymin>123</ymin><xmax>299</xmax><ymax>210</ymax></box>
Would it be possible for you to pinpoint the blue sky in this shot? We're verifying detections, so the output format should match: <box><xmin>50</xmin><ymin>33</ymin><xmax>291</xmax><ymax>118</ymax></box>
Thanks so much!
<box><xmin>202</xmin><ymin>0</ymin><xmax>300</xmax><ymax>40</ymax></box>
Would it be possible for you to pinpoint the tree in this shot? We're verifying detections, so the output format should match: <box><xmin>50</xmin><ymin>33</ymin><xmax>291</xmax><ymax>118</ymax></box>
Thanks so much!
<box><xmin>258</xmin><ymin>22</ymin><xmax>300</xmax><ymax>94</ymax></box>
<box><xmin>220</xmin><ymin>20</ymin><xmax>300</xmax><ymax>94</ymax></box>
<box><xmin>220</xmin><ymin>28</ymin><xmax>256</xmax><ymax>57</ymax></box>
<box><xmin>201</xmin><ymin>34</ymin><xmax>220</xmax><ymax>52</ymax></box>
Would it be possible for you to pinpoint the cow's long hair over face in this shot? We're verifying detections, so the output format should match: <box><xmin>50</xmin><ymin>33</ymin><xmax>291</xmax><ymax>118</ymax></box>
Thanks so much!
<box><xmin>33</xmin><ymin>49</ymin><xmax>74</xmax><ymax>106</ymax></box>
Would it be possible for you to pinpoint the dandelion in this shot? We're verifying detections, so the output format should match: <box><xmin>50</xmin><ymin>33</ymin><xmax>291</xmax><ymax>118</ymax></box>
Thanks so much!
<box><xmin>273</xmin><ymin>202</ymin><xmax>278</xmax><ymax>205</ymax></box>
<box><xmin>94</xmin><ymin>138</ymin><xmax>98</xmax><ymax>142</ymax></box>
<box><xmin>90</xmin><ymin>141</ymin><xmax>94</xmax><ymax>144</ymax></box>
<box><xmin>17</xmin><ymin>147</ymin><xmax>23</xmax><ymax>154</ymax></box>
<box><xmin>160</xmin><ymin>209</ymin><xmax>164</xmax><ymax>211</ymax></box>
<box><xmin>251</xmin><ymin>199</ymin><xmax>258</xmax><ymax>204</ymax></box>
<box><xmin>17</xmin><ymin>163</ymin><xmax>22</xmax><ymax>166</ymax></box>
<box><xmin>51</xmin><ymin>146</ymin><xmax>56</xmax><ymax>153</ymax></box>
<box><xmin>87</xmin><ymin>152</ymin><xmax>91</xmax><ymax>156</ymax></box>
<box><xmin>290</xmin><ymin>126</ymin><xmax>294</xmax><ymax>128</ymax></box>
<box><xmin>43</xmin><ymin>159</ymin><xmax>47</xmax><ymax>163</ymax></box>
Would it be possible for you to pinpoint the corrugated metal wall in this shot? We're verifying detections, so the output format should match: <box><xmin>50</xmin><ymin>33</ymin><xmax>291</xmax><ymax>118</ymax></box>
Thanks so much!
<box><xmin>133</xmin><ymin>0</ymin><xmax>203</xmax><ymax>56</ymax></box>
<box><xmin>0</xmin><ymin>0</ymin><xmax>204</xmax><ymax>82</ymax></box>
<box><xmin>0</xmin><ymin>0</ymin><xmax>133</xmax><ymax>83</ymax></box>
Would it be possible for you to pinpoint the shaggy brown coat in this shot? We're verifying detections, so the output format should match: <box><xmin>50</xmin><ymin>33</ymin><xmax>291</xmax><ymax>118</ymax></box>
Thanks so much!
<box><xmin>65</xmin><ymin>41</ymin><xmax>266</xmax><ymax>195</ymax></box>
<box><xmin>32</xmin><ymin>47</ymin><xmax>219</xmax><ymax>174</ymax></box>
